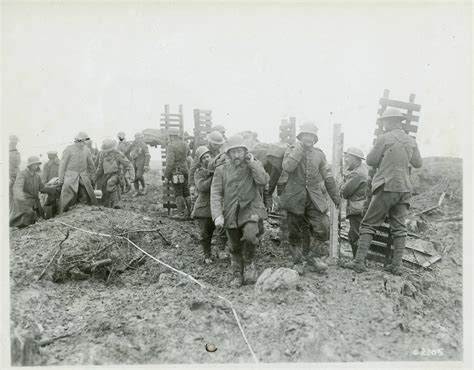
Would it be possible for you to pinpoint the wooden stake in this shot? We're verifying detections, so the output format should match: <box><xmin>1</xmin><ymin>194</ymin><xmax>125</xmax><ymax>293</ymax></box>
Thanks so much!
<box><xmin>329</xmin><ymin>124</ymin><xmax>343</xmax><ymax>258</ymax></box>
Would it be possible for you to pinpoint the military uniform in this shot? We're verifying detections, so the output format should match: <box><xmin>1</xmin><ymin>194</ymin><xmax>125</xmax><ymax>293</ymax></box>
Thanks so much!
<box><xmin>9</xmin><ymin>148</ymin><xmax>21</xmax><ymax>209</ymax></box>
<box><xmin>96</xmin><ymin>149</ymin><xmax>135</xmax><ymax>208</ymax></box>
<box><xmin>41</xmin><ymin>157</ymin><xmax>60</xmax><ymax>184</ymax></box>
<box><xmin>281</xmin><ymin>142</ymin><xmax>340</xmax><ymax>269</ymax></box>
<box><xmin>116</xmin><ymin>139</ymin><xmax>132</xmax><ymax>192</ymax></box>
<box><xmin>129</xmin><ymin>140</ymin><xmax>151</xmax><ymax>194</ymax></box>
<box><xmin>340</xmin><ymin>161</ymin><xmax>368</xmax><ymax>257</ymax></box>
<box><xmin>41</xmin><ymin>155</ymin><xmax>61</xmax><ymax>219</ymax></box>
<box><xmin>210</xmin><ymin>153</ymin><xmax>269</xmax><ymax>284</ymax></box>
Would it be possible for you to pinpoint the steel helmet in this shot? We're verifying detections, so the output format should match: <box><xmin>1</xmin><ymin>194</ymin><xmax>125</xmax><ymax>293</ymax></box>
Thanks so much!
<box><xmin>46</xmin><ymin>150</ymin><xmax>58</xmax><ymax>156</ymax></box>
<box><xmin>195</xmin><ymin>146</ymin><xmax>211</xmax><ymax>161</ymax></box>
<box><xmin>344</xmin><ymin>147</ymin><xmax>365</xmax><ymax>160</ymax></box>
<box><xmin>297</xmin><ymin>122</ymin><xmax>319</xmax><ymax>141</ymax></box>
<box><xmin>207</xmin><ymin>131</ymin><xmax>225</xmax><ymax>145</ymax></box>
<box><xmin>380</xmin><ymin>108</ymin><xmax>405</xmax><ymax>120</ymax></box>
<box><xmin>27</xmin><ymin>156</ymin><xmax>42</xmax><ymax>167</ymax></box>
<box><xmin>117</xmin><ymin>131</ymin><xmax>126</xmax><ymax>139</ymax></box>
<box><xmin>226</xmin><ymin>135</ymin><xmax>248</xmax><ymax>153</ymax></box>
<box><xmin>9</xmin><ymin>134</ymin><xmax>19</xmax><ymax>142</ymax></box>
<box><xmin>101</xmin><ymin>138</ymin><xmax>117</xmax><ymax>152</ymax></box>
<box><xmin>134</xmin><ymin>132</ymin><xmax>144</xmax><ymax>140</ymax></box>
<box><xmin>213</xmin><ymin>125</ymin><xmax>226</xmax><ymax>134</ymax></box>
<box><xmin>75</xmin><ymin>132</ymin><xmax>89</xmax><ymax>142</ymax></box>
<box><xmin>167</xmin><ymin>127</ymin><xmax>181</xmax><ymax>136</ymax></box>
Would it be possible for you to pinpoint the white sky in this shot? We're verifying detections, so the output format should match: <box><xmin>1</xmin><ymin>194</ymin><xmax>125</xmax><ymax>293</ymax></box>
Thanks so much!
<box><xmin>1</xmin><ymin>1</ymin><xmax>472</xmax><ymax>163</ymax></box>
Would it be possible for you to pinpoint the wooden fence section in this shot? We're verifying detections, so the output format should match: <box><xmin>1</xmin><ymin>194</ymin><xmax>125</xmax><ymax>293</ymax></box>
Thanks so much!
<box><xmin>279</xmin><ymin>117</ymin><xmax>296</xmax><ymax>145</ymax></box>
<box><xmin>367</xmin><ymin>90</ymin><xmax>422</xmax><ymax>264</ymax></box>
<box><xmin>193</xmin><ymin>109</ymin><xmax>213</xmax><ymax>152</ymax></box>
<box><xmin>160</xmin><ymin>104</ymin><xmax>184</xmax><ymax>214</ymax></box>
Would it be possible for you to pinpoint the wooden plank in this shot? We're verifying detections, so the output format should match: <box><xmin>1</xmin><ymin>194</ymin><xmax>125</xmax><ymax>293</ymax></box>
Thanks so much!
<box><xmin>374</xmin><ymin>124</ymin><xmax>419</xmax><ymax>136</ymax></box>
<box><xmin>377</xmin><ymin>109</ymin><xmax>420</xmax><ymax>122</ymax></box>
<box><xmin>379</xmin><ymin>98</ymin><xmax>421</xmax><ymax>112</ymax></box>
<box><xmin>160</xmin><ymin>118</ymin><xmax>182</xmax><ymax>123</ymax></box>
<box><xmin>198</xmin><ymin>109</ymin><xmax>212</xmax><ymax>115</ymax></box>
<box><xmin>160</xmin><ymin>113</ymin><xmax>182</xmax><ymax>118</ymax></box>
<box><xmin>329</xmin><ymin>123</ymin><xmax>343</xmax><ymax>258</ymax></box>
<box><xmin>421</xmin><ymin>255</ymin><xmax>442</xmax><ymax>268</ymax></box>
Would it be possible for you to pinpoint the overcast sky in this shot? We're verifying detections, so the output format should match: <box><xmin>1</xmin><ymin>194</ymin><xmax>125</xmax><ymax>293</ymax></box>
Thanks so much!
<box><xmin>1</xmin><ymin>1</ymin><xmax>471</xmax><ymax>165</ymax></box>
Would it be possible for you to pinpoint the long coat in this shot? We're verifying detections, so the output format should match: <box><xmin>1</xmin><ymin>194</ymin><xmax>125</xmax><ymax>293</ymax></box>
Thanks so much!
<box><xmin>191</xmin><ymin>166</ymin><xmax>213</xmax><ymax>218</ymax></box>
<box><xmin>41</xmin><ymin>158</ymin><xmax>60</xmax><ymax>184</ymax></box>
<box><xmin>280</xmin><ymin>143</ymin><xmax>340</xmax><ymax>215</ymax></box>
<box><xmin>9</xmin><ymin>168</ymin><xmax>56</xmax><ymax>227</ymax></box>
<box><xmin>210</xmin><ymin>159</ymin><xmax>269</xmax><ymax>229</ymax></box>
<box><xmin>165</xmin><ymin>138</ymin><xmax>189</xmax><ymax>180</ymax></box>
<box><xmin>341</xmin><ymin>162</ymin><xmax>368</xmax><ymax>217</ymax></box>
<box><xmin>96</xmin><ymin>149</ymin><xmax>135</xmax><ymax>191</ymax></box>
<box><xmin>58</xmin><ymin>143</ymin><xmax>98</xmax><ymax>212</ymax></box>
<box><xmin>129</xmin><ymin>141</ymin><xmax>150</xmax><ymax>170</ymax></box>
<box><xmin>367</xmin><ymin>129</ymin><xmax>423</xmax><ymax>193</ymax></box>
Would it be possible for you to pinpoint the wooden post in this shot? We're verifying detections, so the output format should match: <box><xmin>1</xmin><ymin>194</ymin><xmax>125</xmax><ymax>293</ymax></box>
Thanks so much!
<box><xmin>329</xmin><ymin>123</ymin><xmax>343</xmax><ymax>259</ymax></box>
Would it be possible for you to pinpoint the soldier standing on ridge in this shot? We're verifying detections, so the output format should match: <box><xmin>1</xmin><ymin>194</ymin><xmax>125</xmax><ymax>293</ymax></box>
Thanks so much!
<box><xmin>343</xmin><ymin>108</ymin><xmax>422</xmax><ymax>275</ymax></box>
<box><xmin>129</xmin><ymin>132</ymin><xmax>151</xmax><ymax>196</ymax></box>
<box><xmin>280</xmin><ymin>122</ymin><xmax>341</xmax><ymax>275</ymax></box>
<box><xmin>9</xmin><ymin>135</ymin><xmax>21</xmax><ymax>209</ymax></box>
<box><xmin>58</xmin><ymin>132</ymin><xmax>98</xmax><ymax>213</ymax></box>
<box><xmin>211</xmin><ymin>135</ymin><xmax>269</xmax><ymax>287</ymax></box>
<box><xmin>340</xmin><ymin>147</ymin><xmax>368</xmax><ymax>258</ymax></box>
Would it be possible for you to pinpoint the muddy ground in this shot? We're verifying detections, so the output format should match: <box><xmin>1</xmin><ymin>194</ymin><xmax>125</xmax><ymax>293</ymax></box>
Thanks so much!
<box><xmin>9</xmin><ymin>157</ymin><xmax>463</xmax><ymax>365</ymax></box>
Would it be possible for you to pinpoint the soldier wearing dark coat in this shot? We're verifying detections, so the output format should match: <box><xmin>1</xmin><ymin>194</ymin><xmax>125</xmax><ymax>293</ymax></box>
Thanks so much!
<box><xmin>340</xmin><ymin>147</ymin><xmax>368</xmax><ymax>258</ymax></box>
<box><xmin>280</xmin><ymin>122</ymin><xmax>341</xmax><ymax>275</ymax></box>
<box><xmin>10</xmin><ymin>156</ymin><xmax>57</xmax><ymax>228</ymax></box>
<box><xmin>344</xmin><ymin>108</ymin><xmax>422</xmax><ymax>275</ymax></box>
<box><xmin>41</xmin><ymin>150</ymin><xmax>61</xmax><ymax>219</ymax></box>
<box><xmin>129</xmin><ymin>133</ymin><xmax>151</xmax><ymax>196</ymax></box>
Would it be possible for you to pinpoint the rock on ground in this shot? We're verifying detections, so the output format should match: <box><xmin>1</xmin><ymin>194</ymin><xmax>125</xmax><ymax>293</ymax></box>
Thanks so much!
<box><xmin>255</xmin><ymin>267</ymin><xmax>299</xmax><ymax>294</ymax></box>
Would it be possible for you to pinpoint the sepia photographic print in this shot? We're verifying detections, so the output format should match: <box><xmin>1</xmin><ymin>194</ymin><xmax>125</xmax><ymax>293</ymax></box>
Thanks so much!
<box><xmin>1</xmin><ymin>1</ymin><xmax>472</xmax><ymax>369</ymax></box>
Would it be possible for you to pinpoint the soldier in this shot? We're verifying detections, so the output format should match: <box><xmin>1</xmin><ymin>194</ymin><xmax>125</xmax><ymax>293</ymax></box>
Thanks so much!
<box><xmin>41</xmin><ymin>150</ymin><xmax>60</xmax><ymax>183</ymax></box>
<box><xmin>344</xmin><ymin>108</ymin><xmax>422</xmax><ymax>275</ymax></box>
<box><xmin>192</xmin><ymin>146</ymin><xmax>217</xmax><ymax>264</ymax></box>
<box><xmin>96</xmin><ymin>138</ymin><xmax>135</xmax><ymax>209</ymax></box>
<box><xmin>213</xmin><ymin>125</ymin><xmax>227</xmax><ymax>141</ymax></box>
<box><xmin>340</xmin><ymin>147</ymin><xmax>368</xmax><ymax>258</ymax></box>
<box><xmin>9</xmin><ymin>135</ymin><xmax>21</xmax><ymax>209</ymax></box>
<box><xmin>129</xmin><ymin>132</ymin><xmax>151</xmax><ymax>196</ymax></box>
<box><xmin>165</xmin><ymin>128</ymin><xmax>192</xmax><ymax>220</ymax></box>
<box><xmin>85</xmin><ymin>137</ymin><xmax>99</xmax><ymax>166</ymax></box>
<box><xmin>116</xmin><ymin>131</ymin><xmax>132</xmax><ymax>193</ymax></box>
<box><xmin>10</xmin><ymin>156</ymin><xmax>57</xmax><ymax>228</ymax></box>
<box><xmin>280</xmin><ymin>122</ymin><xmax>341</xmax><ymax>275</ymax></box>
<box><xmin>190</xmin><ymin>130</ymin><xmax>226</xmax><ymax>187</ymax></box>
<box><xmin>58</xmin><ymin>132</ymin><xmax>98</xmax><ymax>213</ymax></box>
<box><xmin>211</xmin><ymin>135</ymin><xmax>270</xmax><ymax>287</ymax></box>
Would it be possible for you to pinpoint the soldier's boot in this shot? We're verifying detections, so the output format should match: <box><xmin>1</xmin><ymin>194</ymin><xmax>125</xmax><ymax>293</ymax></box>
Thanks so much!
<box><xmin>132</xmin><ymin>182</ymin><xmax>140</xmax><ymax>197</ymax></box>
<box><xmin>229</xmin><ymin>254</ymin><xmax>244</xmax><ymax>288</ymax></box>
<box><xmin>140</xmin><ymin>185</ymin><xmax>147</xmax><ymax>196</ymax></box>
<box><xmin>306</xmin><ymin>238</ymin><xmax>328</xmax><ymax>274</ymax></box>
<box><xmin>44</xmin><ymin>205</ymin><xmax>54</xmax><ymax>220</ymax></box>
<box><xmin>351</xmin><ymin>243</ymin><xmax>358</xmax><ymax>259</ymax></box>
<box><xmin>109</xmin><ymin>191</ymin><xmax>121</xmax><ymax>209</ymax></box>
<box><xmin>171</xmin><ymin>196</ymin><xmax>187</xmax><ymax>220</ymax></box>
<box><xmin>343</xmin><ymin>233</ymin><xmax>372</xmax><ymax>273</ymax></box>
<box><xmin>243</xmin><ymin>261</ymin><xmax>257</xmax><ymax>285</ymax></box>
<box><xmin>289</xmin><ymin>243</ymin><xmax>304</xmax><ymax>275</ymax></box>
<box><xmin>184</xmin><ymin>196</ymin><xmax>193</xmax><ymax>220</ymax></box>
<box><xmin>384</xmin><ymin>237</ymin><xmax>405</xmax><ymax>276</ymax></box>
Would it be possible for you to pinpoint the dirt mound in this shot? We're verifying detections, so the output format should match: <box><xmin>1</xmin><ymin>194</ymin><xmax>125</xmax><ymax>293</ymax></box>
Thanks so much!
<box><xmin>9</xmin><ymin>163</ymin><xmax>463</xmax><ymax>365</ymax></box>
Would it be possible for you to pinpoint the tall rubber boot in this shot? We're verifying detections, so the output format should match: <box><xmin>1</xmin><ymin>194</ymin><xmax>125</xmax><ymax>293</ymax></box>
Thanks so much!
<box><xmin>384</xmin><ymin>237</ymin><xmax>405</xmax><ymax>275</ymax></box>
<box><xmin>306</xmin><ymin>239</ymin><xmax>328</xmax><ymax>274</ymax></box>
<box><xmin>109</xmin><ymin>191</ymin><xmax>121</xmax><ymax>209</ymax></box>
<box><xmin>343</xmin><ymin>233</ymin><xmax>372</xmax><ymax>272</ymax></box>
<box><xmin>289</xmin><ymin>242</ymin><xmax>304</xmax><ymax>275</ymax></box>
<box><xmin>132</xmin><ymin>181</ymin><xmax>140</xmax><ymax>197</ymax></box>
<box><xmin>184</xmin><ymin>196</ymin><xmax>193</xmax><ymax>220</ymax></box>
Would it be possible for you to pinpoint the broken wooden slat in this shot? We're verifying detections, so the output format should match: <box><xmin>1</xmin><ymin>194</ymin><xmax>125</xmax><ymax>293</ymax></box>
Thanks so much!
<box><xmin>378</xmin><ymin>98</ymin><xmax>421</xmax><ymax>112</ymax></box>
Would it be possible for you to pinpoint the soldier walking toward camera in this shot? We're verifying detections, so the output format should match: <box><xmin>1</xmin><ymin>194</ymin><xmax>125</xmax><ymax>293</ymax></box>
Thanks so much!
<box><xmin>344</xmin><ymin>108</ymin><xmax>422</xmax><ymax>275</ymax></box>
<box><xmin>58</xmin><ymin>132</ymin><xmax>98</xmax><ymax>213</ymax></box>
<box><xmin>165</xmin><ymin>128</ymin><xmax>192</xmax><ymax>220</ymax></box>
<box><xmin>129</xmin><ymin>132</ymin><xmax>151</xmax><ymax>196</ymax></box>
<box><xmin>10</xmin><ymin>156</ymin><xmax>58</xmax><ymax>228</ymax></box>
<box><xmin>192</xmin><ymin>146</ymin><xmax>218</xmax><ymax>264</ymax></box>
<box><xmin>9</xmin><ymin>135</ymin><xmax>21</xmax><ymax>209</ymax></box>
<box><xmin>116</xmin><ymin>131</ymin><xmax>132</xmax><ymax>193</ymax></box>
<box><xmin>340</xmin><ymin>147</ymin><xmax>368</xmax><ymax>258</ymax></box>
<box><xmin>211</xmin><ymin>135</ymin><xmax>269</xmax><ymax>287</ymax></box>
<box><xmin>280</xmin><ymin>122</ymin><xmax>341</xmax><ymax>275</ymax></box>
<box><xmin>96</xmin><ymin>138</ymin><xmax>135</xmax><ymax>209</ymax></box>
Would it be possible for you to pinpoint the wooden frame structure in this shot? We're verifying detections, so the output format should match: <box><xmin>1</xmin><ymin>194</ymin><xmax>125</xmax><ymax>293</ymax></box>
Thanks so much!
<box><xmin>279</xmin><ymin>117</ymin><xmax>296</xmax><ymax>145</ymax></box>
<box><xmin>329</xmin><ymin>124</ymin><xmax>344</xmax><ymax>258</ymax></box>
<box><xmin>160</xmin><ymin>104</ymin><xmax>184</xmax><ymax>214</ymax></box>
<box><xmin>366</xmin><ymin>90</ymin><xmax>421</xmax><ymax>264</ymax></box>
<box><xmin>193</xmin><ymin>109</ymin><xmax>213</xmax><ymax>152</ymax></box>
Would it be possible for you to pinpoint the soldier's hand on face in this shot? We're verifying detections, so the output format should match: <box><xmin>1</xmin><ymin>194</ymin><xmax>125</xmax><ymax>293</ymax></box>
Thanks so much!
<box><xmin>214</xmin><ymin>216</ymin><xmax>224</xmax><ymax>228</ymax></box>
<box><xmin>244</xmin><ymin>153</ymin><xmax>254</xmax><ymax>163</ymax></box>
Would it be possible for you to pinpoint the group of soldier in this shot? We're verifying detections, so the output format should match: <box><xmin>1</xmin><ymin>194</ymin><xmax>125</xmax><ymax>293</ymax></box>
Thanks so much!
<box><xmin>9</xmin><ymin>107</ymin><xmax>422</xmax><ymax>287</ymax></box>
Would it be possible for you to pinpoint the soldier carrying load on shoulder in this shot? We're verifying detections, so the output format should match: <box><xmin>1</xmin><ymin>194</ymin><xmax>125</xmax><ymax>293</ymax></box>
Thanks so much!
<box><xmin>211</xmin><ymin>135</ymin><xmax>270</xmax><ymax>287</ymax></box>
<box><xmin>280</xmin><ymin>122</ymin><xmax>341</xmax><ymax>275</ymax></box>
<box><xmin>340</xmin><ymin>147</ymin><xmax>368</xmax><ymax>258</ymax></box>
<box><xmin>343</xmin><ymin>108</ymin><xmax>422</xmax><ymax>275</ymax></box>
<box><xmin>116</xmin><ymin>131</ymin><xmax>133</xmax><ymax>193</ymax></box>
<box><xmin>129</xmin><ymin>132</ymin><xmax>151</xmax><ymax>196</ymax></box>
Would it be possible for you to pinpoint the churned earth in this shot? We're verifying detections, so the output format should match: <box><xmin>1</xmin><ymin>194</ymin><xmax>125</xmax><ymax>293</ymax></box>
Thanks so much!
<box><xmin>9</xmin><ymin>157</ymin><xmax>463</xmax><ymax>365</ymax></box>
